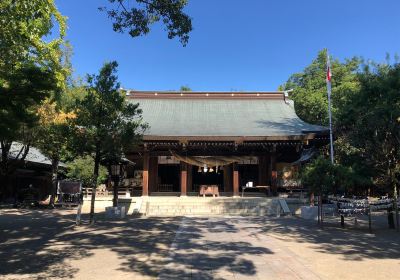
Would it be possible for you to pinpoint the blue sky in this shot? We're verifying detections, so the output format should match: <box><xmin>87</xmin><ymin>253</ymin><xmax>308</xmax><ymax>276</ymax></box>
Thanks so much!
<box><xmin>56</xmin><ymin>0</ymin><xmax>400</xmax><ymax>91</ymax></box>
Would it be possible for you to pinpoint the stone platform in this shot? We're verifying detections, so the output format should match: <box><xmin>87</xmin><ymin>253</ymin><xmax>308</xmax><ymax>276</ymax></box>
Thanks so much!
<box><xmin>141</xmin><ymin>197</ymin><xmax>280</xmax><ymax>216</ymax></box>
<box><xmin>82</xmin><ymin>196</ymin><xmax>307</xmax><ymax>217</ymax></box>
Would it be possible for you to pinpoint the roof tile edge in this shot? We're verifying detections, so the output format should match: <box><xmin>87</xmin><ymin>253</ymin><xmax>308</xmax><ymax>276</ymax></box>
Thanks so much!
<box><xmin>126</xmin><ymin>90</ymin><xmax>285</xmax><ymax>100</ymax></box>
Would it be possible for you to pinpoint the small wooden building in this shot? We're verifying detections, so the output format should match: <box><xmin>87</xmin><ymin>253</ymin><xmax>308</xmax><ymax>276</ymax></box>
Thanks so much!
<box><xmin>126</xmin><ymin>91</ymin><xmax>329</xmax><ymax>197</ymax></box>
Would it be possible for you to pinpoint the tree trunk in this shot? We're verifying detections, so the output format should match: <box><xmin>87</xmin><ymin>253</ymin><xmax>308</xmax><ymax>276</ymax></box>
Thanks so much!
<box><xmin>113</xmin><ymin>176</ymin><xmax>119</xmax><ymax>207</ymax></box>
<box><xmin>89</xmin><ymin>146</ymin><xmax>101</xmax><ymax>224</ymax></box>
<box><xmin>0</xmin><ymin>141</ymin><xmax>11</xmax><ymax>200</ymax></box>
<box><xmin>394</xmin><ymin>184</ymin><xmax>399</xmax><ymax>232</ymax></box>
<box><xmin>319</xmin><ymin>191</ymin><xmax>323</xmax><ymax>227</ymax></box>
<box><xmin>49</xmin><ymin>159</ymin><xmax>59</xmax><ymax>206</ymax></box>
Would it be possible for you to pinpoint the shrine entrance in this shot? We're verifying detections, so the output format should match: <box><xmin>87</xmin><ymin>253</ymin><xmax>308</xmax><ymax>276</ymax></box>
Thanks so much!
<box><xmin>192</xmin><ymin>166</ymin><xmax>224</xmax><ymax>193</ymax></box>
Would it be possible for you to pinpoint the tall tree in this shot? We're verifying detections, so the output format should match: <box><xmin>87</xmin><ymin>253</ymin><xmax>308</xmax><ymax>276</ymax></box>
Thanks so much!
<box><xmin>0</xmin><ymin>0</ymin><xmax>68</xmax><ymax>192</ymax></box>
<box><xmin>75</xmin><ymin>61</ymin><xmax>146</xmax><ymax>223</ymax></box>
<box><xmin>338</xmin><ymin>62</ymin><xmax>400</xmax><ymax>195</ymax></box>
<box><xmin>100</xmin><ymin>0</ymin><xmax>192</xmax><ymax>45</ymax></box>
<box><xmin>35</xmin><ymin>99</ymin><xmax>76</xmax><ymax>206</ymax></box>
<box><xmin>281</xmin><ymin>50</ymin><xmax>360</xmax><ymax>126</ymax></box>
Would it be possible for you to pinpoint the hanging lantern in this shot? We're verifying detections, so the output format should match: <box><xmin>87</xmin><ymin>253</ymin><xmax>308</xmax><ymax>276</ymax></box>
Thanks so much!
<box><xmin>198</xmin><ymin>166</ymin><xmax>202</xmax><ymax>173</ymax></box>
<box><xmin>209</xmin><ymin>167</ymin><xmax>214</xmax><ymax>172</ymax></box>
<box><xmin>203</xmin><ymin>164</ymin><xmax>208</xmax><ymax>173</ymax></box>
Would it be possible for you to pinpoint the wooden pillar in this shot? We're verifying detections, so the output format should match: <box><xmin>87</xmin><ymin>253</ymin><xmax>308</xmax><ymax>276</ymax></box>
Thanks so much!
<box><xmin>223</xmin><ymin>164</ymin><xmax>233</xmax><ymax>193</ymax></box>
<box><xmin>180</xmin><ymin>162</ymin><xmax>187</xmax><ymax>196</ymax></box>
<box><xmin>149</xmin><ymin>156</ymin><xmax>158</xmax><ymax>193</ymax></box>
<box><xmin>270</xmin><ymin>153</ymin><xmax>277</xmax><ymax>196</ymax></box>
<box><xmin>187</xmin><ymin>164</ymin><xmax>193</xmax><ymax>193</ymax></box>
<box><xmin>142</xmin><ymin>152</ymin><xmax>149</xmax><ymax>196</ymax></box>
<box><xmin>233</xmin><ymin>163</ymin><xmax>240</xmax><ymax>197</ymax></box>
<box><xmin>258</xmin><ymin>156</ymin><xmax>268</xmax><ymax>186</ymax></box>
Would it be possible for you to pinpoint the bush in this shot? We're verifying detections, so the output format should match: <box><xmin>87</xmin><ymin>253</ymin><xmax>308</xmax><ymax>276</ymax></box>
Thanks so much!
<box><xmin>66</xmin><ymin>156</ymin><xmax>108</xmax><ymax>188</ymax></box>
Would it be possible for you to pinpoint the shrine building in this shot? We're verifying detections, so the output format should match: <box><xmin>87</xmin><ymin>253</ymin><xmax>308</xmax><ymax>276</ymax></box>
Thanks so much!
<box><xmin>126</xmin><ymin>90</ymin><xmax>329</xmax><ymax>197</ymax></box>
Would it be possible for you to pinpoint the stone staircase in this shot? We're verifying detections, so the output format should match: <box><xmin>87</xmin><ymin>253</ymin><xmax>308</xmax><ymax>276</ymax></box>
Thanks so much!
<box><xmin>140</xmin><ymin>197</ymin><xmax>282</xmax><ymax>216</ymax></box>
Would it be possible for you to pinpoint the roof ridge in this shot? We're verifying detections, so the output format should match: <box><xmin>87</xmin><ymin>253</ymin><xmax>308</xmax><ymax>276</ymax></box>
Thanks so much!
<box><xmin>126</xmin><ymin>90</ymin><xmax>285</xmax><ymax>100</ymax></box>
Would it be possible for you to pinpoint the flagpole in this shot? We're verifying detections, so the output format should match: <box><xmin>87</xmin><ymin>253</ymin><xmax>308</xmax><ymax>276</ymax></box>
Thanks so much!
<box><xmin>326</xmin><ymin>50</ymin><xmax>334</xmax><ymax>164</ymax></box>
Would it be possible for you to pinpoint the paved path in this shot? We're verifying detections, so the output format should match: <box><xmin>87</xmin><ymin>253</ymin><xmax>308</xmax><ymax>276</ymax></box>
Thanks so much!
<box><xmin>159</xmin><ymin>217</ymin><xmax>321</xmax><ymax>280</ymax></box>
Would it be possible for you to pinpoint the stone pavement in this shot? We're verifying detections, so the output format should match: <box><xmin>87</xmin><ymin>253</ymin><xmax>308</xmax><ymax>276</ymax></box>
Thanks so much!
<box><xmin>158</xmin><ymin>217</ymin><xmax>321</xmax><ymax>280</ymax></box>
<box><xmin>5</xmin><ymin>210</ymin><xmax>398</xmax><ymax>280</ymax></box>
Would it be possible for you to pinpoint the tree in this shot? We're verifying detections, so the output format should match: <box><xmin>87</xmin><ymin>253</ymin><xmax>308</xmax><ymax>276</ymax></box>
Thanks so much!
<box><xmin>301</xmin><ymin>156</ymin><xmax>335</xmax><ymax>196</ymax></box>
<box><xmin>0</xmin><ymin>0</ymin><xmax>68</xmax><ymax>88</ymax></box>
<box><xmin>0</xmin><ymin>65</ymin><xmax>58</xmax><ymax>195</ymax></box>
<box><xmin>0</xmin><ymin>0</ymin><xmax>68</xmax><ymax>193</ymax></box>
<box><xmin>338</xmin><ymin>62</ymin><xmax>400</xmax><ymax>195</ymax></box>
<box><xmin>179</xmin><ymin>85</ymin><xmax>192</xmax><ymax>91</ymax></box>
<box><xmin>35</xmin><ymin>99</ymin><xmax>76</xmax><ymax>206</ymax></box>
<box><xmin>301</xmin><ymin>156</ymin><xmax>335</xmax><ymax>225</ymax></box>
<box><xmin>100</xmin><ymin>0</ymin><xmax>192</xmax><ymax>46</ymax></box>
<box><xmin>75</xmin><ymin>61</ymin><xmax>146</xmax><ymax>223</ymax></box>
<box><xmin>66</xmin><ymin>156</ymin><xmax>108</xmax><ymax>188</ymax></box>
<box><xmin>281</xmin><ymin>50</ymin><xmax>374</xmax><ymax>195</ymax></box>
<box><xmin>281</xmin><ymin>49</ymin><xmax>360</xmax><ymax>126</ymax></box>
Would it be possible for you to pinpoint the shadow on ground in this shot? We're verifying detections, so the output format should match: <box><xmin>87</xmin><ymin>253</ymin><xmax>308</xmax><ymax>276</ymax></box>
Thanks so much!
<box><xmin>0</xmin><ymin>209</ymin><xmax>270</xmax><ymax>279</ymax></box>
<box><xmin>253</xmin><ymin>215</ymin><xmax>400</xmax><ymax>261</ymax></box>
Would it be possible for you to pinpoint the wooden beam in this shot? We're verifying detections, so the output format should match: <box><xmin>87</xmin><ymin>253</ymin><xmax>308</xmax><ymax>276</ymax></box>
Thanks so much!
<box><xmin>180</xmin><ymin>162</ymin><xmax>187</xmax><ymax>196</ymax></box>
<box><xmin>270</xmin><ymin>153</ymin><xmax>277</xmax><ymax>196</ymax></box>
<box><xmin>233</xmin><ymin>163</ymin><xmax>239</xmax><ymax>197</ymax></box>
<box><xmin>187</xmin><ymin>163</ymin><xmax>193</xmax><ymax>192</ymax></box>
<box><xmin>258</xmin><ymin>156</ymin><xmax>268</xmax><ymax>186</ymax></box>
<box><xmin>142</xmin><ymin>152</ymin><xmax>149</xmax><ymax>196</ymax></box>
<box><xmin>223</xmin><ymin>164</ymin><xmax>233</xmax><ymax>192</ymax></box>
<box><xmin>149</xmin><ymin>156</ymin><xmax>158</xmax><ymax>193</ymax></box>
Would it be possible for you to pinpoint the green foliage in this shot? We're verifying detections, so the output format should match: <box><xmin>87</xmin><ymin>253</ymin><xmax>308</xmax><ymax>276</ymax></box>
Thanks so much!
<box><xmin>100</xmin><ymin>0</ymin><xmax>192</xmax><ymax>46</ymax></box>
<box><xmin>287</xmin><ymin>50</ymin><xmax>399</xmax><ymax>195</ymax></box>
<box><xmin>0</xmin><ymin>0</ymin><xmax>69</xmax><ymax>88</ymax></box>
<box><xmin>0</xmin><ymin>0</ymin><xmax>69</xmax><ymax>179</ymax></box>
<box><xmin>282</xmin><ymin>50</ymin><xmax>360</xmax><ymax>126</ymax></box>
<box><xmin>75</xmin><ymin>61</ymin><xmax>147</xmax><ymax>164</ymax></box>
<box><xmin>74</xmin><ymin>61</ymin><xmax>146</xmax><ymax>222</ymax></box>
<box><xmin>0</xmin><ymin>66</ymin><xmax>57</xmax><ymax>140</ymax></box>
<box><xmin>338</xmin><ymin>62</ymin><xmax>400</xmax><ymax>192</ymax></box>
<box><xmin>34</xmin><ymin>100</ymin><xmax>76</xmax><ymax>163</ymax></box>
<box><xmin>66</xmin><ymin>156</ymin><xmax>107</xmax><ymax>187</ymax></box>
<box><xmin>179</xmin><ymin>85</ymin><xmax>192</xmax><ymax>91</ymax></box>
<box><xmin>59</xmin><ymin>79</ymin><xmax>88</xmax><ymax>112</ymax></box>
<box><xmin>301</xmin><ymin>156</ymin><xmax>335</xmax><ymax>195</ymax></box>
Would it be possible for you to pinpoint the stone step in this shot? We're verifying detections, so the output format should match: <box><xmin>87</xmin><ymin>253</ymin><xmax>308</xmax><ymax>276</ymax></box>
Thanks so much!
<box><xmin>140</xmin><ymin>197</ymin><xmax>280</xmax><ymax>216</ymax></box>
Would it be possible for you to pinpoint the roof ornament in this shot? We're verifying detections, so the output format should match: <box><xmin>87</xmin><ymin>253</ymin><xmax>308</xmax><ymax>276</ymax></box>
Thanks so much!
<box><xmin>283</xmin><ymin>89</ymin><xmax>293</xmax><ymax>104</ymax></box>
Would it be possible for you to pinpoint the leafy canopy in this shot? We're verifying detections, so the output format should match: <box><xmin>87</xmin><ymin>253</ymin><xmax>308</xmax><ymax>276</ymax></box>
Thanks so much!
<box><xmin>34</xmin><ymin>99</ymin><xmax>76</xmax><ymax>163</ymax></box>
<box><xmin>100</xmin><ymin>0</ymin><xmax>192</xmax><ymax>46</ymax></box>
<box><xmin>301</xmin><ymin>156</ymin><xmax>335</xmax><ymax>195</ymax></box>
<box><xmin>338</xmin><ymin>62</ymin><xmax>400</xmax><ymax>190</ymax></box>
<box><xmin>75</xmin><ymin>61</ymin><xmax>147</xmax><ymax>164</ymax></box>
<box><xmin>0</xmin><ymin>0</ymin><xmax>68</xmax><ymax>87</ymax></box>
<box><xmin>281</xmin><ymin>50</ymin><xmax>360</xmax><ymax>126</ymax></box>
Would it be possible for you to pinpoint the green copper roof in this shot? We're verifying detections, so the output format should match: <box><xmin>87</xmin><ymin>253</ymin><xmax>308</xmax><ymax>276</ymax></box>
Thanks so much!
<box><xmin>128</xmin><ymin>94</ymin><xmax>328</xmax><ymax>138</ymax></box>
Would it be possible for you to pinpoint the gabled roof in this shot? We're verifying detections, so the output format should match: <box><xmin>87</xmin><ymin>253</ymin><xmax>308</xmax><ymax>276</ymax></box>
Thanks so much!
<box><xmin>1</xmin><ymin>142</ymin><xmax>66</xmax><ymax>167</ymax></box>
<box><xmin>127</xmin><ymin>91</ymin><xmax>329</xmax><ymax>141</ymax></box>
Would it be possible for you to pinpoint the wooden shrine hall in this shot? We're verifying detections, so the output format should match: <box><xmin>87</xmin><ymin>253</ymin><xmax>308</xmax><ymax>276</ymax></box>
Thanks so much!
<box><xmin>127</xmin><ymin>90</ymin><xmax>329</xmax><ymax>197</ymax></box>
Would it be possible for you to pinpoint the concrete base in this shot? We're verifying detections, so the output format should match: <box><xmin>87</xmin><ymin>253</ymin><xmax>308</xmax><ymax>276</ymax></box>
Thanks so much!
<box><xmin>301</xmin><ymin>206</ymin><xmax>318</xmax><ymax>220</ymax></box>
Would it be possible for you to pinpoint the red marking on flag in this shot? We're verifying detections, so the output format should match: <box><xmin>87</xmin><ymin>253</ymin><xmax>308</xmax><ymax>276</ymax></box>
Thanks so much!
<box><xmin>327</xmin><ymin>66</ymin><xmax>332</xmax><ymax>82</ymax></box>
